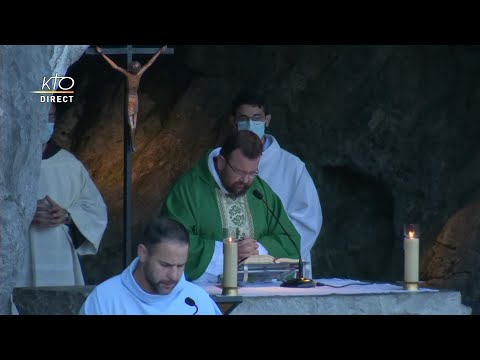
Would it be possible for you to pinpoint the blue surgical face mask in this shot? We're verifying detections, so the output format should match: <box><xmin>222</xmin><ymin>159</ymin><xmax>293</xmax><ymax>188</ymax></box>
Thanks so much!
<box><xmin>237</xmin><ymin>120</ymin><xmax>265</xmax><ymax>139</ymax></box>
<box><xmin>41</xmin><ymin>122</ymin><xmax>55</xmax><ymax>144</ymax></box>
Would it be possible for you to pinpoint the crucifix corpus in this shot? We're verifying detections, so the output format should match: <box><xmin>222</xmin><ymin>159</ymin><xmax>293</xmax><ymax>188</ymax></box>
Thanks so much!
<box><xmin>95</xmin><ymin>45</ymin><xmax>169</xmax><ymax>152</ymax></box>
<box><xmin>86</xmin><ymin>45</ymin><xmax>174</xmax><ymax>268</ymax></box>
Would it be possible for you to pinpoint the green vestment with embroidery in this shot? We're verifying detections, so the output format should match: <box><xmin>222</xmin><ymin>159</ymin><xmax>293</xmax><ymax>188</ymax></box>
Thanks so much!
<box><xmin>162</xmin><ymin>151</ymin><xmax>301</xmax><ymax>281</ymax></box>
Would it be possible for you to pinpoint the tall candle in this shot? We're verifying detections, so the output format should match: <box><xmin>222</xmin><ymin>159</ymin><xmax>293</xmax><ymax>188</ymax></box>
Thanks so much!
<box><xmin>223</xmin><ymin>237</ymin><xmax>238</xmax><ymax>292</ymax></box>
<box><xmin>404</xmin><ymin>231</ymin><xmax>419</xmax><ymax>284</ymax></box>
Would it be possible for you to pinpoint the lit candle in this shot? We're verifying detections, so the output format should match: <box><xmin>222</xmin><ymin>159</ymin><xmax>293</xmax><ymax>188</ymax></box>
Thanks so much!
<box><xmin>222</xmin><ymin>236</ymin><xmax>238</xmax><ymax>295</ymax></box>
<box><xmin>404</xmin><ymin>230</ymin><xmax>419</xmax><ymax>289</ymax></box>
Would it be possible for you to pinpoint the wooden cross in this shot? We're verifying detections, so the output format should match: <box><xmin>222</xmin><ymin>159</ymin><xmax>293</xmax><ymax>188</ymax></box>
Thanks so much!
<box><xmin>86</xmin><ymin>45</ymin><xmax>174</xmax><ymax>268</ymax></box>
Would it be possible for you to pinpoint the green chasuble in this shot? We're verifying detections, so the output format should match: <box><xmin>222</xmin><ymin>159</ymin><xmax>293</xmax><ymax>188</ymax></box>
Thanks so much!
<box><xmin>162</xmin><ymin>151</ymin><xmax>300</xmax><ymax>281</ymax></box>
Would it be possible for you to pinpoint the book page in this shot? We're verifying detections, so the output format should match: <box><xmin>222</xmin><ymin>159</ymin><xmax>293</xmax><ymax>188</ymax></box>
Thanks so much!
<box><xmin>238</xmin><ymin>255</ymin><xmax>299</xmax><ymax>265</ymax></box>
<box><xmin>274</xmin><ymin>257</ymin><xmax>299</xmax><ymax>264</ymax></box>
<box><xmin>239</xmin><ymin>254</ymin><xmax>275</xmax><ymax>265</ymax></box>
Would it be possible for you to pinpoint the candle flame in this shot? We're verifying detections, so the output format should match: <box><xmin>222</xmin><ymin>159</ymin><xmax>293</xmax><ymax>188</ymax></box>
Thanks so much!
<box><xmin>408</xmin><ymin>231</ymin><xmax>415</xmax><ymax>239</ymax></box>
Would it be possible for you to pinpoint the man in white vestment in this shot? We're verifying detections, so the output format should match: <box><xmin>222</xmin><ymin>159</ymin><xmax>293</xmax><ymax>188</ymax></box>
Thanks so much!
<box><xmin>79</xmin><ymin>216</ymin><xmax>222</xmax><ymax>315</ymax></box>
<box><xmin>16</xmin><ymin>103</ymin><xmax>108</xmax><ymax>288</ymax></box>
<box><xmin>227</xmin><ymin>92</ymin><xmax>323</xmax><ymax>278</ymax></box>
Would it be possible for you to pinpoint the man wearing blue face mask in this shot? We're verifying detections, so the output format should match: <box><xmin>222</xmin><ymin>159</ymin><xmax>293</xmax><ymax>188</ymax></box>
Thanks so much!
<box><xmin>15</xmin><ymin>103</ymin><xmax>108</xmax><ymax>294</ymax></box>
<box><xmin>226</xmin><ymin>92</ymin><xmax>323</xmax><ymax>278</ymax></box>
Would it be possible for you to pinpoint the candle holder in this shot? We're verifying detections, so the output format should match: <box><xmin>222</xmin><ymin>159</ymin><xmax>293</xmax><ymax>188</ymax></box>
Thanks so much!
<box><xmin>222</xmin><ymin>228</ymin><xmax>239</xmax><ymax>296</ymax></box>
<box><xmin>403</xmin><ymin>224</ymin><xmax>420</xmax><ymax>291</ymax></box>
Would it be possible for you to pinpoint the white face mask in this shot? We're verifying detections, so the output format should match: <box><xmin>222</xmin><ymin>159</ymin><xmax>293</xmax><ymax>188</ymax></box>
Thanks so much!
<box><xmin>40</xmin><ymin>122</ymin><xmax>55</xmax><ymax>144</ymax></box>
<box><xmin>237</xmin><ymin>120</ymin><xmax>265</xmax><ymax>139</ymax></box>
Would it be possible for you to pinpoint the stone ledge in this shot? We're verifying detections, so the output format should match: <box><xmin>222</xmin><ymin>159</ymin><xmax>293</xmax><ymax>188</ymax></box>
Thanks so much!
<box><xmin>12</xmin><ymin>286</ymin><xmax>471</xmax><ymax>315</ymax></box>
<box><xmin>13</xmin><ymin>286</ymin><xmax>94</xmax><ymax>315</ymax></box>
<box><xmin>229</xmin><ymin>291</ymin><xmax>472</xmax><ymax>315</ymax></box>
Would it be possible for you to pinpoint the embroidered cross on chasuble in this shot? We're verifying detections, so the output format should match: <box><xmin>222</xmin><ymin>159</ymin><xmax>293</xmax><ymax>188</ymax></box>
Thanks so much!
<box><xmin>215</xmin><ymin>189</ymin><xmax>255</xmax><ymax>240</ymax></box>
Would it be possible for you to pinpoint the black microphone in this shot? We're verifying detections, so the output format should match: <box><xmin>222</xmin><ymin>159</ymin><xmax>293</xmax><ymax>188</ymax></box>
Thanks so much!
<box><xmin>252</xmin><ymin>189</ymin><xmax>315</xmax><ymax>288</ymax></box>
<box><xmin>184</xmin><ymin>297</ymin><xmax>198</xmax><ymax>315</ymax></box>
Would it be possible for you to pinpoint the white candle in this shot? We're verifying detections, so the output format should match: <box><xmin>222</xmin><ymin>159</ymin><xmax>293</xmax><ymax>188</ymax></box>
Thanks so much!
<box><xmin>223</xmin><ymin>237</ymin><xmax>238</xmax><ymax>289</ymax></box>
<box><xmin>404</xmin><ymin>232</ymin><xmax>419</xmax><ymax>284</ymax></box>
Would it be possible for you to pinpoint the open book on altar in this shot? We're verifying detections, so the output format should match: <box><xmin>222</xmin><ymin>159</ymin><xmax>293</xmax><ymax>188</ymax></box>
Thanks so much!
<box><xmin>230</xmin><ymin>255</ymin><xmax>299</xmax><ymax>284</ymax></box>
<box><xmin>238</xmin><ymin>254</ymin><xmax>298</xmax><ymax>266</ymax></box>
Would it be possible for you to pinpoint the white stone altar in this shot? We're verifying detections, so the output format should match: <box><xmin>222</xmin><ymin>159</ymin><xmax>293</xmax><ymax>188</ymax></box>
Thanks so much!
<box><xmin>200</xmin><ymin>278</ymin><xmax>472</xmax><ymax>315</ymax></box>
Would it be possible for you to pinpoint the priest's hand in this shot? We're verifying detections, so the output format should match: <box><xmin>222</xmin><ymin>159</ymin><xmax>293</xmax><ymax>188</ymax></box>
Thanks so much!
<box><xmin>238</xmin><ymin>236</ymin><xmax>259</xmax><ymax>262</ymax></box>
<box><xmin>45</xmin><ymin>195</ymin><xmax>69</xmax><ymax>226</ymax></box>
<box><xmin>31</xmin><ymin>196</ymin><xmax>68</xmax><ymax>228</ymax></box>
<box><xmin>32</xmin><ymin>197</ymin><xmax>52</xmax><ymax>228</ymax></box>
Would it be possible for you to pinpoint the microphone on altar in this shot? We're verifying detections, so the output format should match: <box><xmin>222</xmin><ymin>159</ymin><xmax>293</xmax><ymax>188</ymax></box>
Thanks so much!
<box><xmin>252</xmin><ymin>189</ymin><xmax>315</xmax><ymax>288</ymax></box>
<box><xmin>185</xmin><ymin>297</ymin><xmax>198</xmax><ymax>315</ymax></box>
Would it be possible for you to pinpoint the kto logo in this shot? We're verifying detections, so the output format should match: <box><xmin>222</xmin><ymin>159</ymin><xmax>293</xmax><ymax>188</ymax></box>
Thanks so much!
<box><xmin>31</xmin><ymin>73</ymin><xmax>75</xmax><ymax>103</ymax></box>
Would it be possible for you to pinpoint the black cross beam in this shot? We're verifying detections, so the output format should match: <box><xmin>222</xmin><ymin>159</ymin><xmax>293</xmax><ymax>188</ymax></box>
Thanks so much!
<box><xmin>87</xmin><ymin>45</ymin><xmax>174</xmax><ymax>269</ymax></box>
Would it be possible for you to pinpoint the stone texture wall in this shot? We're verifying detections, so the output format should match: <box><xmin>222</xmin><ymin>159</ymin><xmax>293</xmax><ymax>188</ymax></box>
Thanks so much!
<box><xmin>0</xmin><ymin>45</ymin><xmax>87</xmax><ymax>314</ymax></box>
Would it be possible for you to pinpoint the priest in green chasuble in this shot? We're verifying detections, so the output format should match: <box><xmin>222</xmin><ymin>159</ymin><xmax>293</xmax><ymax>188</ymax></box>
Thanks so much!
<box><xmin>161</xmin><ymin>130</ymin><xmax>300</xmax><ymax>282</ymax></box>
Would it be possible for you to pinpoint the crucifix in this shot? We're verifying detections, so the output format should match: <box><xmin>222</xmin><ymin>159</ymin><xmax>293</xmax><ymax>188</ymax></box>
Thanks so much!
<box><xmin>86</xmin><ymin>45</ymin><xmax>174</xmax><ymax>268</ymax></box>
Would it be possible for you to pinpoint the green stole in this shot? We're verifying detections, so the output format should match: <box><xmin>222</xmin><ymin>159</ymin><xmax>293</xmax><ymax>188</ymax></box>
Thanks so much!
<box><xmin>215</xmin><ymin>188</ymin><xmax>255</xmax><ymax>240</ymax></box>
